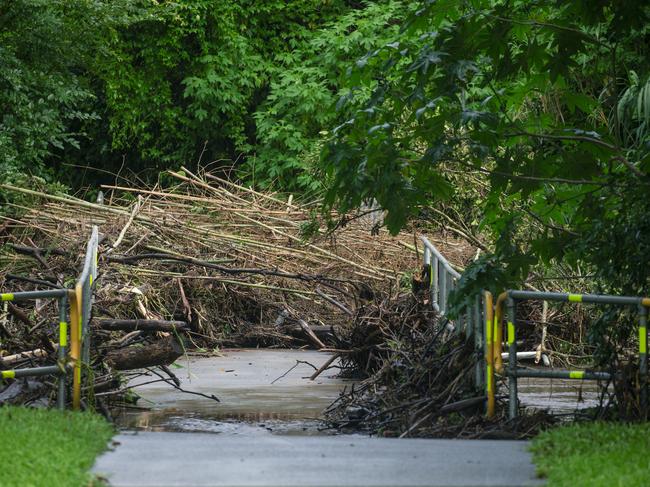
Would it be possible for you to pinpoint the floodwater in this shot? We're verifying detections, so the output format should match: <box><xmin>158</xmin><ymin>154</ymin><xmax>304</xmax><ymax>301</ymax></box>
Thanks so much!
<box><xmin>114</xmin><ymin>349</ymin><xmax>603</xmax><ymax>436</ymax></box>
<box><xmin>518</xmin><ymin>375</ymin><xmax>604</xmax><ymax>414</ymax></box>
<box><xmin>114</xmin><ymin>349</ymin><xmax>355</xmax><ymax>435</ymax></box>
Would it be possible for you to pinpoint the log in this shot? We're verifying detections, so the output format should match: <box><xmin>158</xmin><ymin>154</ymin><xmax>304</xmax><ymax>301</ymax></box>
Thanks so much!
<box><xmin>297</xmin><ymin>319</ymin><xmax>326</xmax><ymax>349</ymax></box>
<box><xmin>281</xmin><ymin>323</ymin><xmax>333</xmax><ymax>344</ymax></box>
<box><xmin>105</xmin><ymin>335</ymin><xmax>184</xmax><ymax>370</ymax></box>
<box><xmin>94</xmin><ymin>319</ymin><xmax>189</xmax><ymax>333</ymax></box>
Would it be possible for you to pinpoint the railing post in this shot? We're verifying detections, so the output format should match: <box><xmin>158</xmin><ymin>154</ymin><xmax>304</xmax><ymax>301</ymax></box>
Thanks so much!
<box><xmin>473</xmin><ymin>295</ymin><xmax>483</xmax><ymax>389</ymax></box>
<box><xmin>57</xmin><ymin>294</ymin><xmax>67</xmax><ymax>410</ymax></box>
<box><xmin>439</xmin><ymin>265</ymin><xmax>447</xmax><ymax>314</ymax></box>
<box><xmin>432</xmin><ymin>257</ymin><xmax>439</xmax><ymax>311</ymax></box>
<box><xmin>69</xmin><ymin>287</ymin><xmax>82</xmax><ymax>410</ymax></box>
<box><xmin>507</xmin><ymin>296</ymin><xmax>518</xmax><ymax>420</ymax></box>
<box><xmin>640</xmin><ymin>304</ymin><xmax>648</xmax><ymax>418</ymax></box>
<box><xmin>485</xmin><ymin>291</ymin><xmax>495</xmax><ymax>418</ymax></box>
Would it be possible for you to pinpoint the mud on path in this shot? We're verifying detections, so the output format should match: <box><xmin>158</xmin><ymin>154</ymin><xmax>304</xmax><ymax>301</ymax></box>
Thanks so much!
<box><xmin>115</xmin><ymin>349</ymin><xmax>354</xmax><ymax>436</ymax></box>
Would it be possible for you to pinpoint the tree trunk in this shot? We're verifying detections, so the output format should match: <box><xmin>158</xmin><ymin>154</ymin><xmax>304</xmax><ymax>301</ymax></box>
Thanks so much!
<box><xmin>105</xmin><ymin>336</ymin><xmax>184</xmax><ymax>370</ymax></box>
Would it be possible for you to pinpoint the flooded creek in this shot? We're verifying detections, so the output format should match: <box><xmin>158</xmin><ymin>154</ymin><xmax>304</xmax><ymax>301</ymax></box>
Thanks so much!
<box><xmin>115</xmin><ymin>349</ymin><xmax>354</xmax><ymax>435</ymax></box>
<box><xmin>115</xmin><ymin>349</ymin><xmax>603</xmax><ymax>436</ymax></box>
<box><xmin>518</xmin><ymin>375</ymin><xmax>604</xmax><ymax>414</ymax></box>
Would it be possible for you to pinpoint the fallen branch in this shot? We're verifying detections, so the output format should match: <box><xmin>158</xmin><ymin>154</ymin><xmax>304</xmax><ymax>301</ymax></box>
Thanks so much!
<box><xmin>297</xmin><ymin>319</ymin><xmax>326</xmax><ymax>349</ymax></box>
<box><xmin>94</xmin><ymin>319</ymin><xmax>189</xmax><ymax>333</ymax></box>
<box><xmin>310</xmin><ymin>354</ymin><xmax>340</xmax><ymax>381</ymax></box>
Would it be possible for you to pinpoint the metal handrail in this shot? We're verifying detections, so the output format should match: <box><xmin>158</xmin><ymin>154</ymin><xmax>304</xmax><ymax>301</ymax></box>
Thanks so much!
<box><xmin>1</xmin><ymin>289</ymin><xmax>69</xmax><ymax>409</ymax></box>
<box><xmin>1</xmin><ymin>200</ymin><xmax>100</xmax><ymax>410</ymax></box>
<box><xmin>420</xmin><ymin>236</ymin><xmax>461</xmax><ymax>316</ymax></box>
<box><xmin>495</xmin><ymin>290</ymin><xmax>650</xmax><ymax>419</ymax></box>
<box><xmin>70</xmin><ymin>225</ymin><xmax>99</xmax><ymax>410</ymax></box>
<box><xmin>420</xmin><ymin>236</ymin><xmax>484</xmax><ymax>390</ymax></box>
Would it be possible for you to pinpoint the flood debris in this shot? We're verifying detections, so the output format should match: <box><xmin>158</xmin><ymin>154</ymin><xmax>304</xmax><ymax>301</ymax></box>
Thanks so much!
<box><xmin>325</xmin><ymin>289</ymin><xmax>557</xmax><ymax>439</ymax></box>
<box><xmin>1</xmin><ymin>170</ymin><xmax>473</xmax><ymax>411</ymax></box>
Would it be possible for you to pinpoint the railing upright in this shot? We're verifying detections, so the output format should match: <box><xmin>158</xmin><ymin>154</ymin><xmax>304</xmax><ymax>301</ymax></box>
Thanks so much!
<box><xmin>420</xmin><ymin>236</ymin><xmax>484</xmax><ymax>391</ymax></box>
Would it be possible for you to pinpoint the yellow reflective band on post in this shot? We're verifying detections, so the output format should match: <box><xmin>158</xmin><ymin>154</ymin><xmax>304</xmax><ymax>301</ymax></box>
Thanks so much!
<box><xmin>568</xmin><ymin>294</ymin><xmax>583</xmax><ymax>303</ymax></box>
<box><xmin>507</xmin><ymin>321</ymin><xmax>515</xmax><ymax>345</ymax></box>
<box><xmin>569</xmin><ymin>371</ymin><xmax>585</xmax><ymax>379</ymax></box>
<box><xmin>59</xmin><ymin>321</ymin><xmax>68</xmax><ymax>347</ymax></box>
<box><xmin>1</xmin><ymin>370</ymin><xmax>16</xmax><ymax>379</ymax></box>
<box><xmin>90</xmin><ymin>275</ymin><xmax>93</xmax><ymax>286</ymax></box>
<box><xmin>640</xmin><ymin>326</ymin><xmax>647</xmax><ymax>354</ymax></box>
<box><xmin>1</xmin><ymin>293</ymin><xmax>14</xmax><ymax>301</ymax></box>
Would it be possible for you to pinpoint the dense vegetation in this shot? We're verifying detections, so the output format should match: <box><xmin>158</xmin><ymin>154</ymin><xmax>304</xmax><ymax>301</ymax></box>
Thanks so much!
<box><xmin>0</xmin><ymin>0</ymin><xmax>407</xmax><ymax>190</ymax></box>
<box><xmin>1</xmin><ymin>1</ymin><xmax>649</xmax><ymax>356</ymax></box>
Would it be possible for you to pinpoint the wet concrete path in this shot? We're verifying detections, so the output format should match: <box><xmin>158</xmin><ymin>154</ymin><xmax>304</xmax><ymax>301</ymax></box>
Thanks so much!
<box><xmin>93</xmin><ymin>349</ymin><xmax>543</xmax><ymax>486</ymax></box>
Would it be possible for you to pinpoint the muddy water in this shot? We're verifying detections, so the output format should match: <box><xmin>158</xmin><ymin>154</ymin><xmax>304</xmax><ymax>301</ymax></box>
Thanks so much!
<box><xmin>115</xmin><ymin>349</ymin><xmax>355</xmax><ymax>435</ymax></box>
<box><xmin>518</xmin><ymin>375</ymin><xmax>604</xmax><ymax>414</ymax></box>
<box><xmin>115</xmin><ymin>350</ymin><xmax>602</xmax><ymax>435</ymax></box>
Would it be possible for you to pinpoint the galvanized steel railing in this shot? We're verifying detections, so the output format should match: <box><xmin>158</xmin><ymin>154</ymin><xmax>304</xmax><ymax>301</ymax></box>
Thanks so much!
<box><xmin>1</xmin><ymin>289</ymin><xmax>69</xmax><ymax>409</ymax></box>
<box><xmin>489</xmin><ymin>290</ymin><xmax>650</xmax><ymax>420</ymax></box>
<box><xmin>1</xmin><ymin>204</ymin><xmax>100</xmax><ymax>410</ymax></box>
<box><xmin>69</xmin><ymin>224</ymin><xmax>99</xmax><ymax>410</ymax></box>
<box><xmin>420</xmin><ymin>236</ymin><xmax>484</xmax><ymax>390</ymax></box>
<box><xmin>420</xmin><ymin>236</ymin><xmax>650</xmax><ymax>420</ymax></box>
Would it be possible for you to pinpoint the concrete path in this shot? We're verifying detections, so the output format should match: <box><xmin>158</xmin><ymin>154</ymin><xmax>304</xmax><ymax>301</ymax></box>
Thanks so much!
<box><xmin>96</xmin><ymin>350</ymin><xmax>543</xmax><ymax>486</ymax></box>
<box><xmin>94</xmin><ymin>432</ymin><xmax>542</xmax><ymax>486</ymax></box>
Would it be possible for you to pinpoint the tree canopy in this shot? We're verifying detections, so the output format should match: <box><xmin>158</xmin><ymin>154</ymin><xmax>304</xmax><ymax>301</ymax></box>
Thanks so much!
<box><xmin>1</xmin><ymin>0</ymin><xmax>648</xmax><ymax>311</ymax></box>
<box><xmin>322</xmin><ymin>1</ymin><xmax>650</xmax><ymax>299</ymax></box>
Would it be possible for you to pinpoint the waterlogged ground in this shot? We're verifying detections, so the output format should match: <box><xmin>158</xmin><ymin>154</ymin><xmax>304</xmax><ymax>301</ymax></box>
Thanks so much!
<box><xmin>115</xmin><ymin>349</ymin><xmax>603</xmax><ymax>438</ymax></box>
<box><xmin>99</xmin><ymin>350</ymin><xmax>555</xmax><ymax>485</ymax></box>
<box><xmin>518</xmin><ymin>376</ymin><xmax>604</xmax><ymax>414</ymax></box>
<box><xmin>115</xmin><ymin>349</ymin><xmax>354</xmax><ymax>435</ymax></box>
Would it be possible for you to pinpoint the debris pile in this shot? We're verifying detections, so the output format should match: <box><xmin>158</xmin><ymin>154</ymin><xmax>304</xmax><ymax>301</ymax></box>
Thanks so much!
<box><xmin>325</xmin><ymin>288</ymin><xmax>556</xmax><ymax>439</ymax></box>
<box><xmin>0</xmin><ymin>169</ymin><xmax>473</xmax><ymax>409</ymax></box>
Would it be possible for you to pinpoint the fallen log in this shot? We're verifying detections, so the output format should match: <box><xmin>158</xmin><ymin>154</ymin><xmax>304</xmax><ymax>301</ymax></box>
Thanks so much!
<box><xmin>93</xmin><ymin>318</ymin><xmax>189</xmax><ymax>333</ymax></box>
<box><xmin>281</xmin><ymin>323</ymin><xmax>333</xmax><ymax>343</ymax></box>
<box><xmin>297</xmin><ymin>319</ymin><xmax>326</xmax><ymax>349</ymax></box>
<box><xmin>105</xmin><ymin>335</ymin><xmax>184</xmax><ymax>370</ymax></box>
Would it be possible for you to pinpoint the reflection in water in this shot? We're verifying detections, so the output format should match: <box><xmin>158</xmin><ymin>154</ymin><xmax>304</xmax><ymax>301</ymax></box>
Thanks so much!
<box><xmin>115</xmin><ymin>351</ymin><xmax>607</xmax><ymax>435</ymax></box>
<box><xmin>518</xmin><ymin>376</ymin><xmax>607</xmax><ymax>414</ymax></box>
<box><xmin>114</xmin><ymin>350</ymin><xmax>354</xmax><ymax>436</ymax></box>
<box><xmin>121</xmin><ymin>411</ymin><xmax>336</xmax><ymax>436</ymax></box>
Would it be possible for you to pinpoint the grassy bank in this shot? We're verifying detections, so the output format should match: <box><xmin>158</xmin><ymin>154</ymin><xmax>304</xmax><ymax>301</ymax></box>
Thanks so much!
<box><xmin>1</xmin><ymin>406</ymin><xmax>114</xmax><ymax>487</ymax></box>
<box><xmin>531</xmin><ymin>422</ymin><xmax>650</xmax><ymax>486</ymax></box>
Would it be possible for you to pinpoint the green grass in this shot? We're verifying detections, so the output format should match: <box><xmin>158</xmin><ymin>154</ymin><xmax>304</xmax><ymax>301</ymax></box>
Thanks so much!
<box><xmin>530</xmin><ymin>422</ymin><xmax>650</xmax><ymax>486</ymax></box>
<box><xmin>1</xmin><ymin>406</ymin><xmax>114</xmax><ymax>487</ymax></box>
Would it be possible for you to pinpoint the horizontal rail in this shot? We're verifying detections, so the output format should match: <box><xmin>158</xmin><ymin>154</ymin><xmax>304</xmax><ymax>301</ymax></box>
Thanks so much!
<box><xmin>509</xmin><ymin>290</ymin><xmax>650</xmax><ymax>307</ymax></box>
<box><xmin>1</xmin><ymin>289</ymin><xmax>68</xmax><ymax>301</ymax></box>
<box><xmin>76</xmin><ymin>226</ymin><xmax>99</xmax><ymax>288</ymax></box>
<box><xmin>514</xmin><ymin>368</ymin><xmax>611</xmax><ymax>381</ymax></box>
<box><xmin>1</xmin><ymin>365</ymin><xmax>65</xmax><ymax>379</ymax></box>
